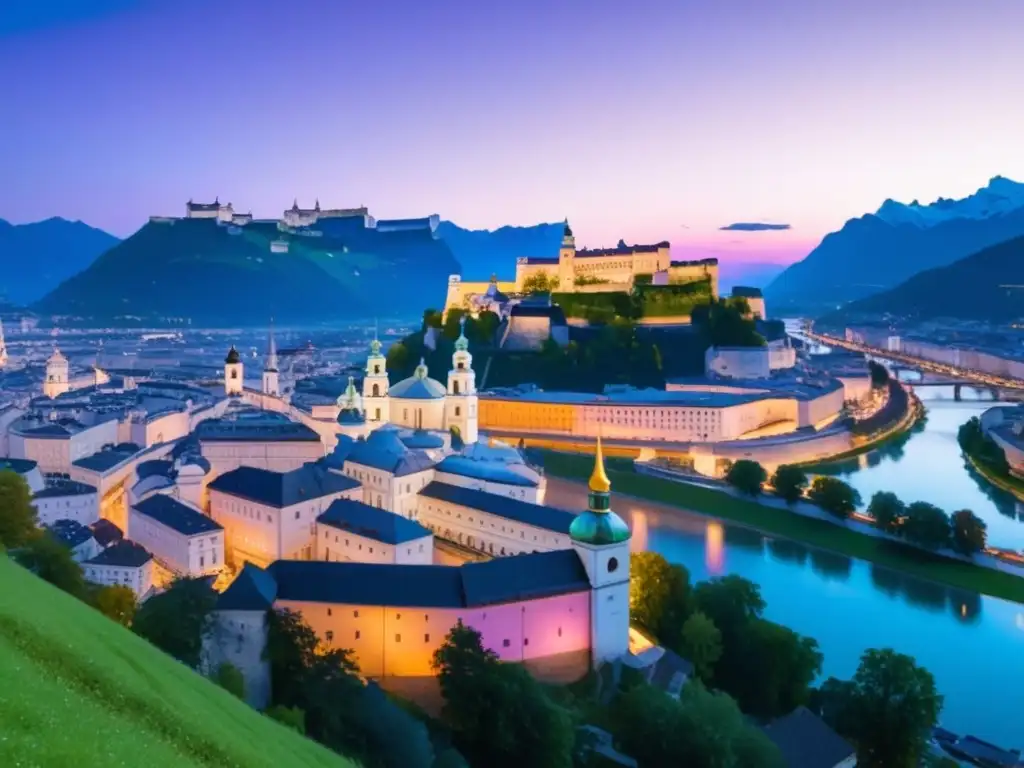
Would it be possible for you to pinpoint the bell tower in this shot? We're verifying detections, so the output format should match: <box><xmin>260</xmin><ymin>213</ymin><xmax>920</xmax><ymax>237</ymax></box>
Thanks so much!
<box><xmin>445</xmin><ymin>317</ymin><xmax>478</xmax><ymax>444</ymax></box>
<box><xmin>44</xmin><ymin>347</ymin><xmax>70</xmax><ymax>398</ymax></box>
<box><xmin>0</xmin><ymin>318</ymin><xmax>7</xmax><ymax>368</ymax></box>
<box><xmin>363</xmin><ymin>328</ymin><xmax>390</xmax><ymax>423</ymax></box>
<box><xmin>558</xmin><ymin>218</ymin><xmax>576</xmax><ymax>290</ymax></box>
<box><xmin>570</xmin><ymin>438</ymin><xmax>632</xmax><ymax>666</ymax></box>
<box><xmin>224</xmin><ymin>345</ymin><xmax>243</xmax><ymax>396</ymax></box>
<box><xmin>262</xmin><ymin>320</ymin><xmax>280</xmax><ymax>396</ymax></box>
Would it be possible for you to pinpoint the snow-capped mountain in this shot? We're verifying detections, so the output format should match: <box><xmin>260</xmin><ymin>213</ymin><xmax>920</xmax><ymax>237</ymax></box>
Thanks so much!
<box><xmin>874</xmin><ymin>175</ymin><xmax>1024</xmax><ymax>228</ymax></box>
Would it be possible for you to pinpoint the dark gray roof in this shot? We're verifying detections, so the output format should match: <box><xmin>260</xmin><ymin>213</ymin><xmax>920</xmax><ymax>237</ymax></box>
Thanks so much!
<box><xmin>419</xmin><ymin>481</ymin><xmax>576</xmax><ymax>534</ymax></box>
<box><xmin>132</xmin><ymin>494</ymin><xmax>223</xmax><ymax>536</ymax></box>
<box><xmin>318</xmin><ymin>499</ymin><xmax>431</xmax><ymax>545</ymax></box>
<box><xmin>72</xmin><ymin>444</ymin><xmax>141</xmax><ymax>472</ymax></box>
<box><xmin>86</xmin><ymin>540</ymin><xmax>152</xmax><ymax>568</ymax></box>
<box><xmin>0</xmin><ymin>458</ymin><xmax>37</xmax><ymax>474</ymax></box>
<box><xmin>207</xmin><ymin>464</ymin><xmax>359</xmax><ymax>508</ymax></box>
<box><xmin>217</xmin><ymin>563</ymin><xmax>278</xmax><ymax>611</ymax></box>
<box><xmin>948</xmin><ymin>736</ymin><xmax>1023</xmax><ymax>767</ymax></box>
<box><xmin>89</xmin><ymin>518</ymin><xmax>124</xmax><ymax>547</ymax></box>
<box><xmin>435</xmin><ymin>455</ymin><xmax>537</xmax><ymax>487</ymax></box>
<box><xmin>196</xmin><ymin>420</ymin><xmax>321</xmax><ymax>442</ymax></box>
<box><xmin>575</xmin><ymin>241</ymin><xmax>669</xmax><ymax>257</ymax></box>
<box><xmin>136</xmin><ymin>460</ymin><xmax>175</xmax><ymax>480</ymax></box>
<box><xmin>510</xmin><ymin>304</ymin><xmax>567</xmax><ymax>325</ymax></box>
<box><xmin>523</xmin><ymin>257</ymin><xmax>559</xmax><ymax>265</ymax></box>
<box><xmin>33</xmin><ymin>479</ymin><xmax>97</xmax><ymax>499</ymax></box>
<box><xmin>47</xmin><ymin>519</ymin><xmax>95</xmax><ymax>548</ymax></box>
<box><xmin>20</xmin><ymin>424</ymin><xmax>73</xmax><ymax>438</ymax></box>
<box><xmin>761</xmin><ymin>707</ymin><xmax>855</xmax><ymax>768</ymax></box>
<box><xmin>400</xmin><ymin>430</ymin><xmax>445</xmax><ymax>450</ymax></box>
<box><xmin>731</xmin><ymin>286</ymin><xmax>764</xmax><ymax>299</ymax></box>
<box><xmin>264</xmin><ymin>548</ymin><xmax>590</xmax><ymax>608</ymax></box>
<box><xmin>345</xmin><ymin>430</ymin><xmax>436</xmax><ymax>476</ymax></box>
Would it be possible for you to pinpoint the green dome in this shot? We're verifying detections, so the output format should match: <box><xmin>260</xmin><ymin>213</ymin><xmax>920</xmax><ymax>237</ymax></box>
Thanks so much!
<box><xmin>570</xmin><ymin>509</ymin><xmax>631</xmax><ymax>545</ymax></box>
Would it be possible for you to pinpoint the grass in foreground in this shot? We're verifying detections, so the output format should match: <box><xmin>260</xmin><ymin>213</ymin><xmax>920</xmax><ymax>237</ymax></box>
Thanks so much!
<box><xmin>0</xmin><ymin>556</ymin><xmax>349</xmax><ymax>768</ymax></box>
<box><xmin>541</xmin><ymin>451</ymin><xmax>1024</xmax><ymax>605</ymax></box>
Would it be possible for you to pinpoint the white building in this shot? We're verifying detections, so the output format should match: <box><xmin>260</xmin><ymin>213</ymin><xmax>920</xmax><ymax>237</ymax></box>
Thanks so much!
<box><xmin>316</xmin><ymin>498</ymin><xmax>433</xmax><ymax>565</ymax></box>
<box><xmin>43</xmin><ymin>347</ymin><xmax>70</xmax><ymax>399</ymax></box>
<box><xmin>47</xmin><ymin>519</ymin><xmax>101</xmax><ymax>563</ymax></box>
<box><xmin>360</xmin><ymin>320</ymin><xmax>479</xmax><ymax>442</ymax></box>
<box><xmin>432</xmin><ymin>439</ymin><xmax>545</xmax><ymax>504</ymax></box>
<box><xmin>417</xmin><ymin>481</ymin><xmax>574</xmax><ymax>557</ymax></box>
<box><xmin>262</xmin><ymin>324</ymin><xmax>280</xmax><ymax>397</ymax></box>
<box><xmin>197</xmin><ymin>418</ymin><xmax>325</xmax><ymax>477</ymax></box>
<box><xmin>224</xmin><ymin>346</ymin><xmax>244</xmax><ymax>396</ymax></box>
<box><xmin>186</xmin><ymin>198</ymin><xmax>234</xmax><ymax>222</ymax></box>
<box><xmin>0</xmin><ymin>318</ymin><xmax>7</xmax><ymax>368</ymax></box>
<box><xmin>9</xmin><ymin>418</ymin><xmax>121</xmax><ymax>475</ymax></box>
<box><xmin>83</xmin><ymin>540</ymin><xmax>154</xmax><ymax>597</ymax></box>
<box><xmin>32</xmin><ymin>479</ymin><xmax>99</xmax><ymax>527</ymax></box>
<box><xmin>207</xmin><ymin>463</ymin><xmax>362</xmax><ymax>567</ymax></box>
<box><xmin>128</xmin><ymin>494</ymin><xmax>225</xmax><ymax>577</ymax></box>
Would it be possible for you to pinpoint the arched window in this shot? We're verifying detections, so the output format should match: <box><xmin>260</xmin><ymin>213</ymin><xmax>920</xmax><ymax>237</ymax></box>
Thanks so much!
<box><xmin>453</xmin><ymin>381</ymin><xmax>460</xmax><ymax>395</ymax></box>
<box><xmin>374</xmin><ymin>364</ymin><xmax>380</xmax><ymax>374</ymax></box>
<box><xmin>372</xmin><ymin>383</ymin><xmax>380</xmax><ymax>397</ymax></box>
<box><xmin>230</xmin><ymin>370</ymin><xmax>238</xmax><ymax>379</ymax></box>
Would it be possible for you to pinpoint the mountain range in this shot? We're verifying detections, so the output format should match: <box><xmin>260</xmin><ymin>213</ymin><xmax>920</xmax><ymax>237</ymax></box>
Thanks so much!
<box><xmin>817</xmin><ymin>234</ymin><xmax>1024</xmax><ymax>326</ymax></box>
<box><xmin>434</xmin><ymin>221</ymin><xmax>564</xmax><ymax>280</ymax></box>
<box><xmin>766</xmin><ymin>176</ymin><xmax>1024</xmax><ymax>315</ymax></box>
<box><xmin>0</xmin><ymin>217</ymin><xmax>119</xmax><ymax>304</ymax></box>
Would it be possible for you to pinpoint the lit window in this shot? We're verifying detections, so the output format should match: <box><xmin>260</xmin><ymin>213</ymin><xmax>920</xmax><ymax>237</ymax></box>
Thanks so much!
<box><xmin>395</xmin><ymin>634</ymin><xmax>402</xmax><ymax>643</ymax></box>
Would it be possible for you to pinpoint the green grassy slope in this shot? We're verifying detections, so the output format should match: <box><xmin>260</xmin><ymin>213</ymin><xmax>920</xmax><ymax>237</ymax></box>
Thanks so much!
<box><xmin>0</xmin><ymin>557</ymin><xmax>348</xmax><ymax>768</ymax></box>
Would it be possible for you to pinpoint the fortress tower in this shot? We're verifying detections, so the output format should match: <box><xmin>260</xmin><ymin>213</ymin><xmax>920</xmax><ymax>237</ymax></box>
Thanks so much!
<box><xmin>570</xmin><ymin>438</ymin><xmax>632</xmax><ymax>666</ymax></box>
<box><xmin>557</xmin><ymin>219</ymin><xmax>576</xmax><ymax>289</ymax></box>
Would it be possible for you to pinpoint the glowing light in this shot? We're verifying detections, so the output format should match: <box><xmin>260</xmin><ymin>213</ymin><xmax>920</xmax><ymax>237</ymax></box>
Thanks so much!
<box><xmin>706</xmin><ymin>521</ymin><xmax>725</xmax><ymax>575</ymax></box>
<box><xmin>629</xmin><ymin>509</ymin><xmax>649</xmax><ymax>551</ymax></box>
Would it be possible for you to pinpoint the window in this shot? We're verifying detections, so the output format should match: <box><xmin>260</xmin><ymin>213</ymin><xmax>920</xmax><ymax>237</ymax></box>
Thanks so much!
<box><xmin>424</xmin><ymin>634</ymin><xmax>431</xmax><ymax>643</ymax></box>
<box><xmin>455</xmin><ymin>406</ymin><xmax>461</xmax><ymax>417</ymax></box>
<box><xmin>607</xmin><ymin>556</ymin><xmax>619</xmax><ymax>573</ymax></box>
<box><xmin>523</xmin><ymin>638</ymin><xmax>529</xmax><ymax>646</ymax></box>
<box><xmin>558</xmin><ymin>627</ymin><xmax>563</xmax><ymax>637</ymax></box>
<box><xmin>327</xmin><ymin>608</ymin><xmax>332</xmax><ymax>616</ymax></box>
<box><xmin>395</xmin><ymin>634</ymin><xmax>402</xmax><ymax>643</ymax></box>
<box><xmin>200</xmin><ymin>556</ymin><xmax>205</xmax><ymax>568</ymax></box>
<box><xmin>295</xmin><ymin>510</ymin><xmax>300</xmax><ymax>520</ymax></box>
<box><xmin>355</xmin><ymin>630</ymin><xmax>361</xmax><ymax>640</ymax></box>
<box><xmin>395</xmin><ymin>613</ymin><xmax>401</xmax><ymax>620</ymax></box>
<box><xmin>503</xmin><ymin>639</ymin><xmax>510</xmax><ymax>648</ymax></box>
<box><xmin>353</xmin><ymin>610</ymin><xmax>359</xmax><ymax>618</ymax></box>
<box><xmin>325</xmin><ymin>631</ymin><xmax>333</xmax><ymax>643</ymax></box>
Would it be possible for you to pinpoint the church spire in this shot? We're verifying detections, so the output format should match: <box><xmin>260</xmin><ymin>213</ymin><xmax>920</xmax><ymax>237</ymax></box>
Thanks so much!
<box><xmin>266</xmin><ymin>318</ymin><xmax>278</xmax><ymax>372</ymax></box>
<box><xmin>589</xmin><ymin>436</ymin><xmax>612</xmax><ymax>497</ymax></box>
<box><xmin>454</xmin><ymin>315</ymin><xmax>469</xmax><ymax>352</ymax></box>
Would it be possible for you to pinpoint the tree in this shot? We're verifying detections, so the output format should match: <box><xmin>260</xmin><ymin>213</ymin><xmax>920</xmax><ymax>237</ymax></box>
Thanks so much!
<box><xmin>868</xmin><ymin>361</ymin><xmax>890</xmax><ymax>388</ymax></box>
<box><xmin>680</xmin><ymin>611</ymin><xmax>721</xmax><ymax>682</ymax></box>
<box><xmin>730</xmin><ymin>619</ymin><xmax>823</xmax><ymax>718</ymax></box>
<box><xmin>265</xmin><ymin>608</ymin><xmax>328</xmax><ymax>708</ymax></box>
<box><xmin>386</xmin><ymin>340</ymin><xmax>410</xmax><ymax>373</ymax></box>
<box><xmin>521</xmin><ymin>272</ymin><xmax>559</xmax><ymax>294</ymax></box>
<box><xmin>725</xmin><ymin>460</ymin><xmax>768</xmax><ymax>496</ymax></box>
<box><xmin>808</xmin><ymin>476</ymin><xmax>861</xmax><ymax>519</ymax></box>
<box><xmin>818</xmin><ymin>648</ymin><xmax>942</xmax><ymax>768</ymax></box>
<box><xmin>433</xmin><ymin>622</ymin><xmax>574</xmax><ymax>768</ymax></box>
<box><xmin>0</xmin><ymin>470</ymin><xmax>38</xmax><ymax>549</ymax></box>
<box><xmin>92</xmin><ymin>584</ymin><xmax>137</xmax><ymax>627</ymax></box>
<box><xmin>950</xmin><ymin>509</ymin><xmax>986</xmax><ymax>555</ymax></box>
<box><xmin>902</xmin><ymin>502</ymin><xmax>951</xmax><ymax>550</ymax></box>
<box><xmin>265</xmin><ymin>705</ymin><xmax>305</xmax><ymax>734</ymax></box>
<box><xmin>614</xmin><ymin>682</ymin><xmax>783</xmax><ymax>768</ymax></box>
<box><xmin>771</xmin><ymin>465</ymin><xmax>808</xmax><ymax>504</ymax></box>
<box><xmin>474</xmin><ymin>310</ymin><xmax>500</xmax><ymax>344</ymax></box>
<box><xmin>14</xmin><ymin>531</ymin><xmax>86</xmax><ymax>597</ymax></box>
<box><xmin>867</xmin><ymin>491</ymin><xmax>905</xmax><ymax>534</ymax></box>
<box><xmin>629</xmin><ymin>552</ymin><xmax>691</xmax><ymax>651</ymax></box>
<box><xmin>214</xmin><ymin>661</ymin><xmax>246</xmax><ymax>699</ymax></box>
<box><xmin>422</xmin><ymin>308</ymin><xmax>443</xmax><ymax>330</ymax></box>
<box><xmin>133</xmin><ymin>576</ymin><xmax>217</xmax><ymax>668</ymax></box>
<box><xmin>443</xmin><ymin>309</ymin><xmax>467</xmax><ymax>340</ymax></box>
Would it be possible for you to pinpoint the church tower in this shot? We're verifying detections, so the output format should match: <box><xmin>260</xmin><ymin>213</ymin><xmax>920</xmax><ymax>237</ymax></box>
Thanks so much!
<box><xmin>363</xmin><ymin>330</ymin><xmax>390</xmax><ymax>423</ymax></box>
<box><xmin>557</xmin><ymin>218</ymin><xmax>576</xmax><ymax>290</ymax></box>
<box><xmin>445</xmin><ymin>317</ymin><xmax>478</xmax><ymax>444</ymax></box>
<box><xmin>224</xmin><ymin>345</ymin><xmax>243</xmax><ymax>396</ymax></box>
<box><xmin>44</xmin><ymin>347</ymin><xmax>70</xmax><ymax>398</ymax></box>
<box><xmin>570</xmin><ymin>438</ymin><xmax>631</xmax><ymax>666</ymax></box>
<box><xmin>0</xmin><ymin>318</ymin><xmax>7</xmax><ymax>368</ymax></box>
<box><xmin>262</xmin><ymin>321</ymin><xmax>280</xmax><ymax>396</ymax></box>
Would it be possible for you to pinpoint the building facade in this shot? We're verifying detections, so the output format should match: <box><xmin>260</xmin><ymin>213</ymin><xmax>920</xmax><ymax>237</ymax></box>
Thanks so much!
<box><xmin>128</xmin><ymin>494</ymin><xmax>225</xmax><ymax>577</ymax></box>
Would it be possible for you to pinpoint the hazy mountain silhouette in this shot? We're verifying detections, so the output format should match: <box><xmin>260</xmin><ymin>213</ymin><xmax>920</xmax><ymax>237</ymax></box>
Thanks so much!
<box><xmin>435</xmin><ymin>221</ymin><xmax>564</xmax><ymax>279</ymax></box>
<box><xmin>0</xmin><ymin>217</ymin><xmax>120</xmax><ymax>304</ymax></box>
<box><xmin>766</xmin><ymin>176</ymin><xmax>1024</xmax><ymax>314</ymax></box>
<box><xmin>817</xmin><ymin>234</ymin><xmax>1024</xmax><ymax>325</ymax></box>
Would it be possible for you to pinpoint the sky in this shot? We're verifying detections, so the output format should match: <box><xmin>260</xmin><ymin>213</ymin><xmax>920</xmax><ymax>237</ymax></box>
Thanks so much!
<box><xmin>3</xmin><ymin>0</ymin><xmax>1024</xmax><ymax>265</ymax></box>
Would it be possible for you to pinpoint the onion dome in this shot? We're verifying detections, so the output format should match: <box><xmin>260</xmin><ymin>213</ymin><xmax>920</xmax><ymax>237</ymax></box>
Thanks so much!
<box><xmin>454</xmin><ymin>316</ymin><xmax>470</xmax><ymax>352</ymax></box>
<box><xmin>569</xmin><ymin>437</ymin><xmax>630</xmax><ymax>545</ymax></box>
<box><xmin>225</xmin><ymin>346</ymin><xmax>241</xmax><ymax>365</ymax></box>
<box><xmin>370</xmin><ymin>336</ymin><xmax>382</xmax><ymax>356</ymax></box>
<box><xmin>563</xmin><ymin>218</ymin><xmax>573</xmax><ymax>238</ymax></box>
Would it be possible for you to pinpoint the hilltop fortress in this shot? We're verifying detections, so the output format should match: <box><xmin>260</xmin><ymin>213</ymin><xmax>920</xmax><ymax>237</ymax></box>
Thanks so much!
<box><xmin>444</xmin><ymin>221</ymin><xmax>718</xmax><ymax>319</ymax></box>
<box><xmin>150</xmin><ymin>198</ymin><xmax>440</xmax><ymax>239</ymax></box>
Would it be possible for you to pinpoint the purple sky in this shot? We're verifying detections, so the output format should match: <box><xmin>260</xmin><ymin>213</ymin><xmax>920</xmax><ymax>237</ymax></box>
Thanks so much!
<box><xmin>4</xmin><ymin>0</ymin><xmax>1024</xmax><ymax>264</ymax></box>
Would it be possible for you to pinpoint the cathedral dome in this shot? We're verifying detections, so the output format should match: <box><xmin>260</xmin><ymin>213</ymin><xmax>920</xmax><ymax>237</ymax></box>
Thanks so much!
<box><xmin>569</xmin><ymin>438</ymin><xmax>631</xmax><ymax>546</ymax></box>
<box><xmin>390</xmin><ymin>358</ymin><xmax>446</xmax><ymax>400</ymax></box>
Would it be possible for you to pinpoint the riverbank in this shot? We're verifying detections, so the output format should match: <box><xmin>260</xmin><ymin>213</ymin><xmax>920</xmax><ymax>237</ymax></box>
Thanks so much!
<box><xmin>964</xmin><ymin>451</ymin><xmax>1024</xmax><ymax>502</ymax></box>
<box><xmin>539</xmin><ymin>451</ymin><xmax>1024</xmax><ymax>604</ymax></box>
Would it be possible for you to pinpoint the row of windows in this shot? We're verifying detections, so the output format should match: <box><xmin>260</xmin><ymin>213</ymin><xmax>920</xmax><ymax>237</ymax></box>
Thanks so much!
<box><xmin>421</xmin><ymin>502</ymin><xmax>559</xmax><ymax>544</ymax></box>
<box><xmin>324</xmin><ymin>630</ymin><xmax>562</xmax><ymax>646</ymax></box>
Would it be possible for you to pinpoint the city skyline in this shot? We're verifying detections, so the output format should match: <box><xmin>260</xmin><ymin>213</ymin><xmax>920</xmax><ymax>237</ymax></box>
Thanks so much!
<box><xmin>4</xmin><ymin>0</ymin><xmax>1024</xmax><ymax>264</ymax></box>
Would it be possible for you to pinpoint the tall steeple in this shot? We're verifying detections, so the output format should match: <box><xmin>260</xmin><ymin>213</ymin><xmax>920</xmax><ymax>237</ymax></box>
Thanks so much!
<box><xmin>0</xmin><ymin>317</ymin><xmax>7</xmax><ymax>368</ymax></box>
<box><xmin>266</xmin><ymin>318</ymin><xmax>278</xmax><ymax>372</ymax></box>
<box><xmin>570</xmin><ymin>438</ymin><xmax>630</xmax><ymax>544</ymax></box>
<box><xmin>363</xmin><ymin>321</ymin><xmax>390</xmax><ymax>423</ymax></box>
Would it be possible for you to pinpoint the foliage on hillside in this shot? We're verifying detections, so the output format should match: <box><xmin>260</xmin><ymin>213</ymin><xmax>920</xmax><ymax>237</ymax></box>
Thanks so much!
<box><xmin>549</xmin><ymin>278</ymin><xmax>713</xmax><ymax>323</ymax></box>
<box><xmin>0</xmin><ymin>556</ymin><xmax>348</xmax><ymax>768</ymax></box>
<box><xmin>35</xmin><ymin>218</ymin><xmax>460</xmax><ymax>324</ymax></box>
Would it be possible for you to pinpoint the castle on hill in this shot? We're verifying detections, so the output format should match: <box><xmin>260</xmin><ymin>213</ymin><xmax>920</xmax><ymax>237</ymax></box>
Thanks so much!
<box><xmin>169</xmin><ymin>197</ymin><xmax>440</xmax><ymax>236</ymax></box>
<box><xmin>444</xmin><ymin>220</ymin><xmax>719</xmax><ymax>319</ymax></box>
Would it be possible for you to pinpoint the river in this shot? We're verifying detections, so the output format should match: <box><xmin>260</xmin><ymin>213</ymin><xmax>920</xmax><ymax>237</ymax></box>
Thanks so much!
<box><xmin>544</xmin><ymin>387</ymin><xmax>1024</xmax><ymax>749</ymax></box>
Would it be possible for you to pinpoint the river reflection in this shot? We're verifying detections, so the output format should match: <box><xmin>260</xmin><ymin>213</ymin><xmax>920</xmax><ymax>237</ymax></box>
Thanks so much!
<box><xmin>544</xmin><ymin>476</ymin><xmax>1024</xmax><ymax>749</ymax></box>
<box><xmin>811</xmin><ymin>388</ymin><xmax>1024</xmax><ymax>547</ymax></box>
